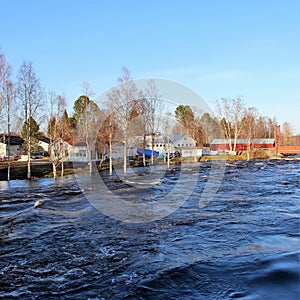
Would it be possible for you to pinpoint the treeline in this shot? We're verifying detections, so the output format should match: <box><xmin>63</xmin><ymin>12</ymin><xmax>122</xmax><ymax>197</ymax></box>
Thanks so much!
<box><xmin>0</xmin><ymin>49</ymin><xmax>297</xmax><ymax>179</ymax></box>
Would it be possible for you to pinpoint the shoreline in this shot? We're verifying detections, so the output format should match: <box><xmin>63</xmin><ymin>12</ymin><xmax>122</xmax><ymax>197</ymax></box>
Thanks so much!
<box><xmin>0</xmin><ymin>154</ymin><xmax>299</xmax><ymax>181</ymax></box>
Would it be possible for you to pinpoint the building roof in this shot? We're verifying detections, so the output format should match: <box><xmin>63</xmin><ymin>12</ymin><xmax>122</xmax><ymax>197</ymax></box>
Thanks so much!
<box><xmin>172</xmin><ymin>134</ymin><xmax>194</xmax><ymax>143</ymax></box>
<box><xmin>211</xmin><ymin>138</ymin><xmax>275</xmax><ymax>145</ymax></box>
<box><xmin>39</xmin><ymin>136</ymin><xmax>50</xmax><ymax>144</ymax></box>
<box><xmin>0</xmin><ymin>135</ymin><xmax>24</xmax><ymax>145</ymax></box>
<box><xmin>148</xmin><ymin>133</ymin><xmax>194</xmax><ymax>144</ymax></box>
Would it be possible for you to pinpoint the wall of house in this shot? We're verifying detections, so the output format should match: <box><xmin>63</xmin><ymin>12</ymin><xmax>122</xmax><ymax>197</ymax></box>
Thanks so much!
<box><xmin>174</xmin><ymin>136</ymin><xmax>196</xmax><ymax>148</ymax></box>
<box><xmin>9</xmin><ymin>145</ymin><xmax>22</xmax><ymax>156</ymax></box>
<box><xmin>0</xmin><ymin>143</ymin><xmax>6</xmax><ymax>158</ymax></box>
<box><xmin>0</xmin><ymin>144</ymin><xmax>23</xmax><ymax>157</ymax></box>
<box><xmin>69</xmin><ymin>145</ymin><xmax>102</xmax><ymax>162</ymax></box>
<box><xmin>69</xmin><ymin>146</ymin><xmax>88</xmax><ymax>162</ymax></box>
<box><xmin>38</xmin><ymin>141</ymin><xmax>49</xmax><ymax>153</ymax></box>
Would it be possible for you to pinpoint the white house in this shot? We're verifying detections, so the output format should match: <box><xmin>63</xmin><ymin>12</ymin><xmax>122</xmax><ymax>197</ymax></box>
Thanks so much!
<box><xmin>145</xmin><ymin>133</ymin><xmax>198</xmax><ymax>156</ymax></box>
<box><xmin>49</xmin><ymin>138</ymin><xmax>72</xmax><ymax>162</ymax></box>
<box><xmin>172</xmin><ymin>134</ymin><xmax>196</xmax><ymax>149</ymax></box>
<box><xmin>38</xmin><ymin>136</ymin><xmax>50</xmax><ymax>155</ymax></box>
<box><xmin>69</xmin><ymin>140</ymin><xmax>103</xmax><ymax>163</ymax></box>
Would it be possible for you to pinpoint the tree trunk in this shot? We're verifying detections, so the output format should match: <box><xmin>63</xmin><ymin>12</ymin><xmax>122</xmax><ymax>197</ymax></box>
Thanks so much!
<box><xmin>247</xmin><ymin>136</ymin><xmax>251</xmax><ymax>161</ymax></box>
<box><xmin>109</xmin><ymin>140</ymin><xmax>113</xmax><ymax>176</ymax></box>
<box><xmin>246</xmin><ymin>146</ymin><xmax>250</xmax><ymax>161</ymax></box>
<box><xmin>52</xmin><ymin>163</ymin><xmax>57</xmax><ymax>180</ymax></box>
<box><xmin>143</xmin><ymin>134</ymin><xmax>146</xmax><ymax>167</ymax></box>
<box><xmin>61</xmin><ymin>160</ymin><xmax>64</xmax><ymax>177</ymax></box>
<box><xmin>151</xmin><ymin>135</ymin><xmax>154</xmax><ymax>165</ymax></box>
<box><xmin>98</xmin><ymin>152</ymin><xmax>105</xmax><ymax>170</ymax></box>
<box><xmin>89</xmin><ymin>150</ymin><xmax>93</xmax><ymax>174</ymax></box>
<box><xmin>123</xmin><ymin>136</ymin><xmax>127</xmax><ymax>174</ymax></box>
<box><xmin>167</xmin><ymin>143</ymin><xmax>170</xmax><ymax>168</ymax></box>
<box><xmin>27</xmin><ymin>149</ymin><xmax>31</xmax><ymax>179</ymax></box>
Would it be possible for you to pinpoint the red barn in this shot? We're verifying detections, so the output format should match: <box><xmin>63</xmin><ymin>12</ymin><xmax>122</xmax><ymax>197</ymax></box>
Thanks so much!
<box><xmin>210</xmin><ymin>139</ymin><xmax>275</xmax><ymax>151</ymax></box>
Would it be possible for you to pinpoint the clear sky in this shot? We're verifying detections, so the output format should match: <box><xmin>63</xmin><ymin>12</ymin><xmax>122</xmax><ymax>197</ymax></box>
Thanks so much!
<box><xmin>1</xmin><ymin>0</ymin><xmax>299</xmax><ymax>133</ymax></box>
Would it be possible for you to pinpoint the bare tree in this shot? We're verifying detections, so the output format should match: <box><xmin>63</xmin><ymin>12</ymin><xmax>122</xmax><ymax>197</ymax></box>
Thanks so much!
<box><xmin>106</xmin><ymin>67</ymin><xmax>139</xmax><ymax>173</ymax></box>
<box><xmin>281</xmin><ymin>122</ymin><xmax>293</xmax><ymax>145</ymax></box>
<box><xmin>136</xmin><ymin>97</ymin><xmax>151</xmax><ymax>166</ymax></box>
<box><xmin>162</xmin><ymin>111</ymin><xmax>173</xmax><ymax>167</ymax></box>
<box><xmin>47</xmin><ymin>91</ymin><xmax>70</xmax><ymax>179</ymax></box>
<box><xmin>80</xmin><ymin>81</ymin><xmax>101</xmax><ymax>173</ymax></box>
<box><xmin>0</xmin><ymin>51</ymin><xmax>14</xmax><ymax>180</ymax></box>
<box><xmin>216</xmin><ymin>97</ymin><xmax>245</xmax><ymax>153</ymax></box>
<box><xmin>0</xmin><ymin>50</ymin><xmax>12</xmax><ymax>127</ymax></box>
<box><xmin>241</xmin><ymin>106</ymin><xmax>259</xmax><ymax>160</ymax></box>
<box><xmin>145</xmin><ymin>79</ymin><xmax>163</xmax><ymax>165</ymax></box>
<box><xmin>17</xmin><ymin>62</ymin><xmax>43</xmax><ymax>179</ymax></box>
<box><xmin>5</xmin><ymin>81</ymin><xmax>15</xmax><ymax>181</ymax></box>
<box><xmin>99</xmin><ymin>108</ymin><xmax>119</xmax><ymax>175</ymax></box>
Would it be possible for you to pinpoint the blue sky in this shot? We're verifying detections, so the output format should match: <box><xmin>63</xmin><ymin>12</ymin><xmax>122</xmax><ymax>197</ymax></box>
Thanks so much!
<box><xmin>1</xmin><ymin>0</ymin><xmax>299</xmax><ymax>133</ymax></box>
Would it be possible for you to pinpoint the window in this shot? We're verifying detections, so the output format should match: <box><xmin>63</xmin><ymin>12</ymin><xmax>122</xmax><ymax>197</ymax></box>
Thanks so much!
<box><xmin>79</xmin><ymin>150</ymin><xmax>86</xmax><ymax>157</ymax></box>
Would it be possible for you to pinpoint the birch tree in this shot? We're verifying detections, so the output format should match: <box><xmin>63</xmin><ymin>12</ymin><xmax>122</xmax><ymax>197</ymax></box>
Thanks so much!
<box><xmin>136</xmin><ymin>97</ymin><xmax>151</xmax><ymax>166</ymax></box>
<box><xmin>281</xmin><ymin>122</ymin><xmax>293</xmax><ymax>145</ymax></box>
<box><xmin>0</xmin><ymin>51</ymin><xmax>14</xmax><ymax>180</ymax></box>
<box><xmin>106</xmin><ymin>67</ymin><xmax>139</xmax><ymax>173</ymax></box>
<box><xmin>216</xmin><ymin>97</ymin><xmax>245</xmax><ymax>153</ymax></box>
<box><xmin>0</xmin><ymin>51</ymin><xmax>12</xmax><ymax>128</ymax></box>
<box><xmin>47</xmin><ymin>91</ymin><xmax>69</xmax><ymax>179</ymax></box>
<box><xmin>5</xmin><ymin>81</ymin><xmax>14</xmax><ymax>180</ymax></box>
<box><xmin>145</xmin><ymin>79</ymin><xmax>163</xmax><ymax>165</ymax></box>
<box><xmin>17</xmin><ymin>62</ymin><xmax>43</xmax><ymax>178</ymax></box>
<box><xmin>241</xmin><ymin>106</ymin><xmax>259</xmax><ymax>160</ymax></box>
<box><xmin>99</xmin><ymin>109</ymin><xmax>119</xmax><ymax>175</ymax></box>
<box><xmin>162</xmin><ymin>111</ymin><xmax>173</xmax><ymax>167</ymax></box>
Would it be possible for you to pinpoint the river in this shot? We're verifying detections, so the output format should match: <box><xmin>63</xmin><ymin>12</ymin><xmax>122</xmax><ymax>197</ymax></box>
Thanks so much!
<box><xmin>0</xmin><ymin>159</ymin><xmax>299</xmax><ymax>299</ymax></box>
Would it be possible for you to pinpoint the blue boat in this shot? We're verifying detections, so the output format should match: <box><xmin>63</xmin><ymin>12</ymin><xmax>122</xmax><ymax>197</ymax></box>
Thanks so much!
<box><xmin>136</xmin><ymin>148</ymin><xmax>159</xmax><ymax>157</ymax></box>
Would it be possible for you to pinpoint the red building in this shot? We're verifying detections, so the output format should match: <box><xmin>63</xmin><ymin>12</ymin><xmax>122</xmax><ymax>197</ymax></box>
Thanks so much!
<box><xmin>210</xmin><ymin>139</ymin><xmax>275</xmax><ymax>151</ymax></box>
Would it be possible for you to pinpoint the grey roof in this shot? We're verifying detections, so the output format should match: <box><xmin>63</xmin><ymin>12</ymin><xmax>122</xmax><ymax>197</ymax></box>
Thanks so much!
<box><xmin>152</xmin><ymin>134</ymin><xmax>194</xmax><ymax>144</ymax></box>
<box><xmin>211</xmin><ymin>138</ymin><xmax>275</xmax><ymax>145</ymax></box>
<box><xmin>172</xmin><ymin>134</ymin><xmax>195</xmax><ymax>143</ymax></box>
<box><xmin>153</xmin><ymin>137</ymin><xmax>171</xmax><ymax>143</ymax></box>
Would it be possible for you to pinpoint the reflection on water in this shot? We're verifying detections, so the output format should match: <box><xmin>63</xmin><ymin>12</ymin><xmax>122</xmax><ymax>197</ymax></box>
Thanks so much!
<box><xmin>0</xmin><ymin>159</ymin><xmax>299</xmax><ymax>299</ymax></box>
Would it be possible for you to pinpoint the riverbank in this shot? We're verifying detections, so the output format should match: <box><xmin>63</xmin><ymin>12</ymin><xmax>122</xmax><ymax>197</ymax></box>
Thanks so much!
<box><xmin>0</xmin><ymin>151</ymin><xmax>298</xmax><ymax>181</ymax></box>
<box><xmin>0</xmin><ymin>160</ymin><xmax>75</xmax><ymax>181</ymax></box>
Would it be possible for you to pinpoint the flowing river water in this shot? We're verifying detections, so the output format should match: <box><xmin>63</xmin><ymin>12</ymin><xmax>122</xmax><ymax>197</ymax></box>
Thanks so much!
<box><xmin>0</xmin><ymin>159</ymin><xmax>299</xmax><ymax>299</ymax></box>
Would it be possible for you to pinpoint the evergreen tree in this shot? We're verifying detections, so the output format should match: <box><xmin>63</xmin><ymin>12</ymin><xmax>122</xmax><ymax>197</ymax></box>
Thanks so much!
<box><xmin>21</xmin><ymin>117</ymin><xmax>40</xmax><ymax>153</ymax></box>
